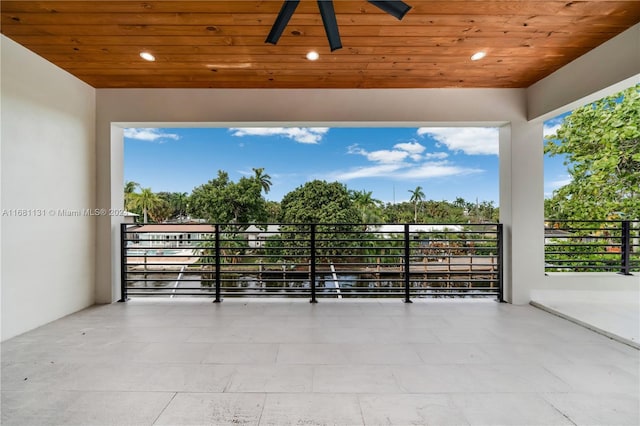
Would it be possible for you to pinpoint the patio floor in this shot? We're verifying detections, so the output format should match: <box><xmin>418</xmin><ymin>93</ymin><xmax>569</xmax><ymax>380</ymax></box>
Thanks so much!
<box><xmin>2</xmin><ymin>298</ymin><xmax>639</xmax><ymax>425</ymax></box>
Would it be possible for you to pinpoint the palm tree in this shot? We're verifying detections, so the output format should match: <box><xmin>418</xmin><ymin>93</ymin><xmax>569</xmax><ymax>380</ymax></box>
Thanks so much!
<box><xmin>253</xmin><ymin>168</ymin><xmax>272</xmax><ymax>194</ymax></box>
<box><xmin>408</xmin><ymin>186</ymin><xmax>425</xmax><ymax>223</ymax></box>
<box><xmin>124</xmin><ymin>180</ymin><xmax>139</xmax><ymax>211</ymax></box>
<box><xmin>172</xmin><ymin>192</ymin><xmax>189</xmax><ymax>218</ymax></box>
<box><xmin>351</xmin><ymin>190</ymin><xmax>381</xmax><ymax>223</ymax></box>
<box><xmin>133</xmin><ymin>187</ymin><xmax>162</xmax><ymax>223</ymax></box>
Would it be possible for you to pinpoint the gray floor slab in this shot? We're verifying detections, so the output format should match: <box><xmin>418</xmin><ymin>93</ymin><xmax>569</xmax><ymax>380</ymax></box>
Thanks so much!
<box><xmin>2</xmin><ymin>298</ymin><xmax>639</xmax><ymax>426</ymax></box>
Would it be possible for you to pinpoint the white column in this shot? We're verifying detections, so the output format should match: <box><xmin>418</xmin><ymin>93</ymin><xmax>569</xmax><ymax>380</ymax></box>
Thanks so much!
<box><xmin>95</xmin><ymin>124</ymin><xmax>124</xmax><ymax>303</ymax></box>
<box><xmin>500</xmin><ymin>120</ymin><xmax>545</xmax><ymax>304</ymax></box>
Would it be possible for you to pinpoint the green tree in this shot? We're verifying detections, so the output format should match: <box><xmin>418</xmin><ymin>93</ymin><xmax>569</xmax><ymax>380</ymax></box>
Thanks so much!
<box><xmin>253</xmin><ymin>167</ymin><xmax>272</xmax><ymax>194</ymax></box>
<box><xmin>170</xmin><ymin>192</ymin><xmax>189</xmax><ymax>219</ymax></box>
<box><xmin>132</xmin><ymin>187</ymin><xmax>162</xmax><ymax>223</ymax></box>
<box><xmin>189</xmin><ymin>170</ymin><xmax>267</xmax><ymax>224</ymax></box>
<box><xmin>280</xmin><ymin>180</ymin><xmax>360</xmax><ymax>224</ymax></box>
<box><xmin>544</xmin><ymin>85</ymin><xmax>640</xmax><ymax>220</ymax></box>
<box><xmin>265</xmin><ymin>201</ymin><xmax>281</xmax><ymax>222</ymax></box>
<box><xmin>351</xmin><ymin>190</ymin><xmax>381</xmax><ymax>223</ymax></box>
<box><xmin>124</xmin><ymin>180</ymin><xmax>139</xmax><ymax>211</ymax></box>
<box><xmin>279</xmin><ymin>180</ymin><xmax>361</xmax><ymax>260</ymax></box>
<box><xmin>408</xmin><ymin>186</ymin><xmax>425</xmax><ymax>223</ymax></box>
<box><xmin>189</xmin><ymin>170</ymin><xmax>231</xmax><ymax>221</ymax></box>
<box><xmin>381</xmin><ymin>202</ymin><xmax>413</xmax><ymax>223</ymax></box>
<box><xmin>150</xmin><ymin>192</ymin><xmax>173</xmax><ymax>222</ymax></box>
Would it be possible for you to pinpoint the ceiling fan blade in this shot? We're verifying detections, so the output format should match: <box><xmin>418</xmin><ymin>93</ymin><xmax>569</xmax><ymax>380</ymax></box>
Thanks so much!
<box><xmin>265</xmin><ymin>0</ymin><xmax>301</xmax><ymax>45</ymax></box>
<box><xmin>317</xmin><ymin>0</ymin><xmax>342</xmax><ymax>51</ymax></box>
<box><xmin>367</xmin><ymin>1</ymin><xmax>412</xmax><ymax>20</ymax></box>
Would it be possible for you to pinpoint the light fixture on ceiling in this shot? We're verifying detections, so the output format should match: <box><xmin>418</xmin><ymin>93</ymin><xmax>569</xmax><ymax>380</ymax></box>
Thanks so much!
<box><xmin>471</xmin><ymin>51</ymin><xmax>487</xmax><ymax>61</ymax></box>
<box><xmin>306</xmin><ymin>51</ymin><xmax>320</xmax><ymax>61</ymax></box>
<box><xmin>140</xmin><ymin>51</ymin><xmax>156</xmax><ymax>61</ymax></box>
<box><xmin>266</xmin><ymin>0</ymin><xmax>412</xmax><ymax>52</ymax></box>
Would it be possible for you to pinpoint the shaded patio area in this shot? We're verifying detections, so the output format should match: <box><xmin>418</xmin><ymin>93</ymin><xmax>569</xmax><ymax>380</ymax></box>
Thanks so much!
<box><xmin>2</xmin><ymin>299</ymin><xmax>638</xmax><ymax>425</ymax></box>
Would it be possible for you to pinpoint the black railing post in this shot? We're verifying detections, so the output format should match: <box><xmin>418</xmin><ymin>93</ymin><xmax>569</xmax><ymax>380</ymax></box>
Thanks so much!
<box><xmin>403</xmin><ymin>224</ymin><xmax>412</xmax><ymax>303</ymax></box>
<box><xmin>310</xmin><ymin>224</ymin><xmax>318</xmax><ymax>303</ymax></box>
<box><xmin>214</xmin><ymin>224</ymin><xmax>222</xmax><ymax>302</ymax></box>
<box><xmin>497</xmin><ymin>223</ymin><xmax>505</xmax><ymax>302</ymax></box>
<box><xmin>118</xmin><ymin>223</ymin><xmax>129</xmax><ymax>302</ymax></box>
<box><xmin>619</xmin><ymin>220</ymin><xmax>632</xmax><ymax>275</ymax></box>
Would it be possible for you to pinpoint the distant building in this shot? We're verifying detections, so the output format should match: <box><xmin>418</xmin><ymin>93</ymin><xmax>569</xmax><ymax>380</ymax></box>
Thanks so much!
<box><xmin>369</xmin><ymin>224</ymin><xmax>464</xmax><ymax>238</ymax></box>
<box><xmin>127</xmin><ymin>224</ymin><xmax>215</xmax><ymax>248</ymax></box>
<box><xmin>123</xmin><ymin>211</ymin><xmax>138</xmax><ymax>224</ymax></box>
<box><xmin>244</xmin><ymin>224</ymin><xmax>281</xmax><ymax>248</ymax></box>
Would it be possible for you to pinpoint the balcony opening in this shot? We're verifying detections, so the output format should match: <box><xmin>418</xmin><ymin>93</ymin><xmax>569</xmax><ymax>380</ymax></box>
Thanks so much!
<box><xmin>122</xmin><ymin>126</ymin><xmax>501</xmax><ymax>300</ymax></box>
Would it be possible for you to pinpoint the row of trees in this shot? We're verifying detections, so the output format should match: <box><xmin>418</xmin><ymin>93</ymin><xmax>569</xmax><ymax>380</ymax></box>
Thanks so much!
<box><xmin>125</xmin><ymin>174</ymin><xmax>499</xmax><ymax>225</ymax></box>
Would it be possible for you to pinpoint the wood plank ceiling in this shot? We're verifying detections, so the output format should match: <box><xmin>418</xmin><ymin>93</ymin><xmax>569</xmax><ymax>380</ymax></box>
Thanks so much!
<box><xmin>2</xmin><ymin>1</ymin><xmax>639</xmax><ymax>89</ymax></box>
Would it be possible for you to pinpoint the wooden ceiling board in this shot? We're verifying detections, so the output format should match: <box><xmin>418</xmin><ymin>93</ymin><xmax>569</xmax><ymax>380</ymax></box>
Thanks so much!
<box><xmin>2</xmin><ymin>0</ymin><xmax>639</xmax><ymax>89</ymax></box>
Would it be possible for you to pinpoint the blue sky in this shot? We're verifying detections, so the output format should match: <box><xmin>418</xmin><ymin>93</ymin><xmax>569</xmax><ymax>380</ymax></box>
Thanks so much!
<box><xmin>125</xmin><ymin>120</ymin><xmax>568</xmax><ymax>205</ymax></box>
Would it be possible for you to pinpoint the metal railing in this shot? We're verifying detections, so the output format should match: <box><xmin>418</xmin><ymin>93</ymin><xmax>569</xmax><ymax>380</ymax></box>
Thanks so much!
<box><xmin>544</xmin><ymin>220</ymin><xmax>639</xmax><ymax>274</ymax></box>
<box><xmin>120</xmin><ymin>223</ymin><xmax>503</xmax><ymax>302</ymax></box>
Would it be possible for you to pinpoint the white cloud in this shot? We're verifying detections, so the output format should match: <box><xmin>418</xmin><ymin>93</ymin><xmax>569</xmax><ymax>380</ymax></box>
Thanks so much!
<box><xmin>338</xmin><ymin>141</ymin><xmax>483</xmax><ymax>181</ymax></box>
<box><xmin>348</xmin><ymin>142</ymin><xmax>427</xmax><ymax>164</ymax></box>
<box><xmin>330</xmin><ymin>163</ymin><xmax>407</xmax><ymax>180</ymax></box>
<box><xmin>328</xmin><ymin>156</ymin><xmax>482</xmax><ymax>181</ymax></box>
<box><xmin>417</xmin><ymin>127</ymin><xmax>498</xmax><ymax>155</ymax></box>
<box><xmin>366</xmin><ymin>149</ymin><xmax>410</xmax><ymax>164</ymax></box>
<box><xmin>229</xmin><ymin>127</ymin><xmax>329</xmax><ymax>144</ymax></box>
<box><xmin>424</xmin><ymin>152</ymin><xmax>449</xmax><ymax>160</ymax></box>
<box><xmin>124</xmin><ymin>128</ymin><xmax>180</xmax><ymax>142</ymax></box>
<box><xmin>395</xmin><ymin>161</ymin><xmax>483</xmax><ymax>179</ymax></box>
<box><xmin>543</xmin><ymin>119</ymin><xmax>564</xmax><ymax>138</ymax></box>
<box><xmin>393</xmin><ymin>141</ymin><xmax>425</xmax><ymax>154</ymax></box>
<box><xmin>543</xmin><ymin>123</ymin><xmax>561</xmax><ymax>138</ymax></box>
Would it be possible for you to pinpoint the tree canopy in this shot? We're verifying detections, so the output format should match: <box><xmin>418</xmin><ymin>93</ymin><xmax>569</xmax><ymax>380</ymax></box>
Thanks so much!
<box><xmin>545</xmin><ymin>85</ymin><xmax>640</xmax><ymax>220</ymax></box>
<box><xmin>279</xmin><ymin>180</ymin><xmax>360</xmax><ymax>224</ymax></box>
<box><xmin>189</xmin><ymin>170</ymin><xmax>268</xmax><ymax>224</ymax></box>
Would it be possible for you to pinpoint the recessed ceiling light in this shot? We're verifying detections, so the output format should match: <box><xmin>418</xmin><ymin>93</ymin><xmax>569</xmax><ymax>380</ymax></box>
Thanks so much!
<box><xmin>140</xmin><ymin>51</ymin><xmax>156</xmax><ymax>61</ymax></box>
<box><xmin>471</xmin><ymin>51</ymin><xmax>486</xmax><ymax>61</ymax></box>
<box><xmin>306</xmin><ymin>51</ymin><xmax>319</xmax><ymax>61</ymax></box>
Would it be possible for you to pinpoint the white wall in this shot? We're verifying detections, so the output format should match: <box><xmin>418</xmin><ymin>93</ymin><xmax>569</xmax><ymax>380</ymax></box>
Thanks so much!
<box><xmin>1</xmin><ymin>36</ymin><xmax>96</xmax><ymax>340</ymax></box>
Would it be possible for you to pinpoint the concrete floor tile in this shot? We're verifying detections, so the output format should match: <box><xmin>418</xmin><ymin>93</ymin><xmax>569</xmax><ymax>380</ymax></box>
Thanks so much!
<box><xmin>430</xmin><ymin>327</ymin><xmax>504</xmax><ymax>344</ymax></box>
<box><xmin>450</xmin><ymin>393</ymin><xmax>575</xmax><ymax>425</ymax></box>
<box><xmin>543</xmin><ymin>392</ymin><xmax>640</xmax><ymax>426</ymax></box>
<box><xmin>359</xmin><ymin>394</ymin><xmax>470</xmax><ymax>425</ymax></box>
<box><xmin>120</xmin><ymin>326</ymin><xmax>198</xmax><ymax>343</ymax></box>
<box><xmin>478</xmin><ymin>342</ymin><xmax>572</xmax><ymax>364</ymax></box>
<box><xmin>2</xmin><ymin>299</ymin><xmax>638</xmax><ymax>425</ymax></box>
<box><xmin>259</xmin><ymin>393</ymin><xmax>363</xmax><ymax>426</ymax></box>
<box><xmin>1</xmin><ymin>361</ymin><xmax>80</xmax><ymax>391</ymax></box>
<box><xmin>369</xmin><ymin>327</ymin><xmax>440</xmax><ymax>344</ymax></box>
<box><xmin>543</xmin><ymin>363</ymin><xmax>640</xmax><ymax>393</ymax></box>
<box><xmin>276</xmin><ymin>343</ymin><xmax>350</xmax><ymax>364</ymax></box>
<box><xmin>225</xmin><ymin>365</ymin><xmax>314</xmax><ymax>392</ymax></box>
<box><xmin>130</xmin><ymin>341</ymin><xmax>213</xmax><ymax>363</ymax></box>
<box><xmin>310</xmin><ymin>327</ymin><xmax>378</xmax><ymax>343</ymax></box>
<box><xmin>186</xmin><ymin>326</ymin><xmax>256</xmax><ymax>343</ymax></box>
<box><xmin>414</xmin><ymin>342</ymin><xmax>495</xmax><ymax>364</ymax></box>
<box><xmin>466</xmin><ymin>363</ymin><xmax>572</xmax><ymax>393</ymax></box>
<box><xmin>392</xmin><ymin>364</ymin><xmax>485</xmax><ymax>393</ymax></box>
<box><xmin>342</xmin><ymin>343</ymin><xmax>423</xmax><ymax>364</ymax></box>
<box><xmin>1</xmin><ymin>390</ymin><xmax>174</xmax><ymax>426</ymax></box>
<box><xmin>202</xmin><ymin>343</ymin><xmax>279</xmax><ymax>364</ymax></box>
<box><xmin>313</xmin><ymin>365</ymin><xmax>403</xmax><ymax>393</ymax></box>
<box><xmin>154</xmin><ymin>392</ymin><xmax>265</xmax><ymax>426</ymax></box>
<box><xmin>57</xmin><ymin>362</ymin><xmax>235</xmax><ymax>392</ymax></box>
